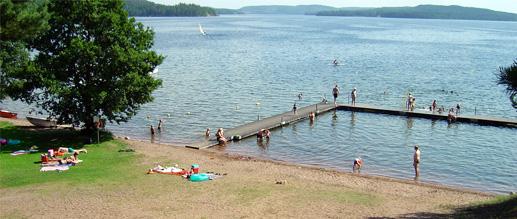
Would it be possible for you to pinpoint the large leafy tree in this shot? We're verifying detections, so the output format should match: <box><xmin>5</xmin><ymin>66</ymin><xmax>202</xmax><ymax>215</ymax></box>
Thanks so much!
<box><xmin>27</xmin><ymin>0</ymin><xmax>164</xmax><ymax>131</ymax></box>
<box><xmin>497</xmin><ymin>60</ymin><xmax>517</xmax><ymax>109</ymax></box>
<box><xmin>0</xmin><ymin>0</ymin><xmax>50</xmax><ymax>101</ymax></box>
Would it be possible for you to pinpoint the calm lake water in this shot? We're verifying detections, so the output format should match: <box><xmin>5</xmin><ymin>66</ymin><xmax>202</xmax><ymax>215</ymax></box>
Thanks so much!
<box><xmin>3</xmin><ymin>15</ymin><xmax>517</xmax><ymax>194</ymax></box>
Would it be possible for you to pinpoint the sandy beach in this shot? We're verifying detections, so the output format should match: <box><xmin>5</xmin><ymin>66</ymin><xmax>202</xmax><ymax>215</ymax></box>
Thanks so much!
<box><xmin>0</xmin><ymin>117</ymin><xmax>495</xmax><ymax>218</ymax></box>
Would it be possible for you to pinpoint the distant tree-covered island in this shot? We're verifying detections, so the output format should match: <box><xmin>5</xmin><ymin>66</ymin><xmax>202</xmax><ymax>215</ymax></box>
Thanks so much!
<box><xmin>124</xmin><ymin>0</ymin><xmax>217</xmax><ymax>17</ymax></box>
<box><xmin>316</xmin><ymin>5</ymin><xmax>517</xmax><ymax>21</ymax></box>
<box><xmin>215</xmin><ymin>8</ymin><xmax>243</xmax><ymax>15</ymax></box>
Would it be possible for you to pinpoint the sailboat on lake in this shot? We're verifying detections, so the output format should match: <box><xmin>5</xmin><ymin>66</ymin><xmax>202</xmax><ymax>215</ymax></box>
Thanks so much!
<box><xmin>199</xmin><ymin>23</ymin><xmax>206</xmax><ymax>35</ymax></box>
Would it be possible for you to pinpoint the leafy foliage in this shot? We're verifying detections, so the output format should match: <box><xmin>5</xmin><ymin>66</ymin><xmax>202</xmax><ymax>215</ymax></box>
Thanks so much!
<box><xmin>124</xmin><ymin>0</ymin><xmax>217</xmax><ymax>17</ymax></box>
<box><xmin>497</xmin><ymin>60</ymin><xmax>517</xmax><ymax>109</ymax></box>
<box><xmin>0</xmin><ymin>0</ymin><xmax>50</xmax><ymax>101</ymax></box>
<box><xmin>25</xmin><ymin>0</ymin><xmax>164</xmax><ymax>132</ymax></box>
<box><xmin>316</xmin><ymin>5</ymin><xmax>517</xmax><ymax>21</ymax></box>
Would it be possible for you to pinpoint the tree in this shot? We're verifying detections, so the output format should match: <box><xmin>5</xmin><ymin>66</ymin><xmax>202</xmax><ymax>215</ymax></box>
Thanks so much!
<box><xmin>26</xmin><ymin>0</ymin><xmax>164</xmax><ymax>132</ymax></box>
<box><xmin>0</xmin><ymin>0</ymin><xmax>50</xmax><ymax>101</ymax></box>
<box><xmin>497</xmin><ymin>60</ymin><xmax>517</xmax><ymax>109</ymax></box>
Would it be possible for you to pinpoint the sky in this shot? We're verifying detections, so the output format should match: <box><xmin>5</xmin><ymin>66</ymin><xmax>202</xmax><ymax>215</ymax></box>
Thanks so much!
<box><xmin>148</xmin><ymin>0</ymin><xmax>517</xmax><ymax>14</ymax></box>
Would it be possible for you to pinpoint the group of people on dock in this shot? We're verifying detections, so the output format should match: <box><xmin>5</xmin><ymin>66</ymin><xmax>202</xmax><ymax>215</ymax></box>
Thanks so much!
<box><xmin>331</xmin><ymin>85</ymin><xmax>357</xmax><ymax>105</ymax></box>
<box><xmin>407</xmin><ymin>93</ymin><xmax>462</xmax><ymax>123</ymax></box>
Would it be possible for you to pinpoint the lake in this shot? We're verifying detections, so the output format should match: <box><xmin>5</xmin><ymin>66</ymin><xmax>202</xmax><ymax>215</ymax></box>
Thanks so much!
<box><xmin>4</xmin><ymin>14</ymin><xmax>517</xmax><ymax>194</ymax></box>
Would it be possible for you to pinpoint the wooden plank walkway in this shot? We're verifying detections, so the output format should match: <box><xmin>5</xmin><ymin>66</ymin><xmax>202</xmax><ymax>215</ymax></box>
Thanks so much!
<box><xmin>186</xmin><ymin>102</ymin><xmax>338</xmax><ymax>149</ymax></box>
<box><xmin>186</xmin><ymin>102</ymin><xmax>517</xmax><ymax>150</ymax></box>
<box><xmin>337</xmin><ymin>103</ymin><xmax>517</xmax><ymax>127</ymax></box>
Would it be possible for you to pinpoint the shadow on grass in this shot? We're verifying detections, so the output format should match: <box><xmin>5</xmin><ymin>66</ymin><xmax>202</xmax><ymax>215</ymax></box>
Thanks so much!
<box><xmin>0</xmin><ymin>121</ymin><xmax>114</xmax><ymax>153</ymax></box>
<box><xmin>368</xmin><ymin>195</ymin><xmax>517</xmax><ymax>219</ymax></box>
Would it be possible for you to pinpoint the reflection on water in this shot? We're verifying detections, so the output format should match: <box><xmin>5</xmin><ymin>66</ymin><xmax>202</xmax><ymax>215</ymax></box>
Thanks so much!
<box><xmin>257</xmin><ymin>138</ymin><xmax>270</xmax><ymax>152</ymax></box>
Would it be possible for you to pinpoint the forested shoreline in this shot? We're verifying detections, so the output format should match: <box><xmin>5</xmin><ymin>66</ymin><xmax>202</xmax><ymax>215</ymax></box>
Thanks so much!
<box><xmin>315</xmin><ymin>5</ymin><xmax>517</xmax><ymax>21</ymax></box>
<box><xmin>124</xmin><ymin>0</ymin><xmax>217</xmax><ymax>17</ymax></box>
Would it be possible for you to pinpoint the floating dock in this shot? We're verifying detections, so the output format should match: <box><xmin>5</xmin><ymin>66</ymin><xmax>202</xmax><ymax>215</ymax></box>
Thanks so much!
<box><xmin>186</xmin><ymin>102</ymin><xmax>517</xmax><ymax>149</ymax></box>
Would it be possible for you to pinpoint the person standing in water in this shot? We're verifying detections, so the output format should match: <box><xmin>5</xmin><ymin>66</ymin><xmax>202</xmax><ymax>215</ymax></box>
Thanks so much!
<box><xmin>413</xmin><ymin>145</ymin><xmax>420</xmax><ymax>177</ymax></box>
<box><xmin>332</xmin><ymin>85</ymin><xmax>340</xmax><ymax>104</ymax></box>
<box><xmin>158</xmin><ymin>119</ymin><xmax>163</xmax><ymax>130</ymax></box>
<box><xmin>150</xmin><ymin>125</ymin><xmax>155</xmax><ymax>135</ymax></box>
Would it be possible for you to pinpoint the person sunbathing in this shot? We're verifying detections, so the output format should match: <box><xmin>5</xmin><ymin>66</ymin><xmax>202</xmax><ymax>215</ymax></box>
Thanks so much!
<box><xmin>57</xmin><ymin>147</ymin><xmax>87</xmax><ymax>154</ymax></box>
<box><xmin>41</xmin><ymin>151</ymin><xmax>80</xmax><ymax>166</ymax></box>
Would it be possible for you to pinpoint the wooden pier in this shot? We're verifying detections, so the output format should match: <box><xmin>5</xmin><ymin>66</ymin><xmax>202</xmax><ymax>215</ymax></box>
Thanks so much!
<box><xmin>186</xmin><ymin>102</ymin><xmax>517</xmax><ymax>149</ymax></box>
<box><xmin>186</xmin><ymin>102</ymin><xmax>338</xmax><ymax>149</ymax></box>
<box><xmin>338</xmin><ymin>103</ymin><xmax>517</xmax><ymax>127</ymax></box>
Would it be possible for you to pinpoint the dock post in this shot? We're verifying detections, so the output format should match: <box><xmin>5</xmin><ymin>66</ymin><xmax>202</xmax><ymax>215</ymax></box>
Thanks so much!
<box><xmin>257</xmin><ymin>115</ymin><xmax>260</xmax><ymax>120</ymax></box>
<box><xmin>315</xmin><ymin>104</ymin><xmax>318</xmax><ymax>115</ymax></box>
<box><xmin>475</xmin><ymin>107</ymin><xmax>477</xmax><ymax>115</ymax></box>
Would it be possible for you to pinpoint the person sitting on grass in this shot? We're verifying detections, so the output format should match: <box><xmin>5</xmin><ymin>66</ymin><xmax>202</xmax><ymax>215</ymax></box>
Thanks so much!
<box><xmin>41</xmin><ymin>151</ymin><xmax>81</xmax><ymax>166</ymax></box>
<box><xmin>57</xmin><ymin>147</ymin><xmax>87</xmax><ymax>154</ymax></box>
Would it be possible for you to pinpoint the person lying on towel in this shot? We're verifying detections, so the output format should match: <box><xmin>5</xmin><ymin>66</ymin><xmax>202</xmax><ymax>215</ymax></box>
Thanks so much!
<box><xmin>41</xmin><ymin>151</ymin><xmax>81</xmax><ymax>166</ymax></box>
<box><xmin>57</xmin><ymin>147</ymin><xmax>87</xmax><ymax>154</ymax></box>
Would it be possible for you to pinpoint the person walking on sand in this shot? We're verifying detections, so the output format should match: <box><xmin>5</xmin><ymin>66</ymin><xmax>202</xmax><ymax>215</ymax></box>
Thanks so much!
<box><xmin>351</xmin><ymin>88</ymin><xmax>357</xmax><ymax>105</ymax></box>
<box><xmin>413</xmin><ymin>145</ymin><xmax>420</xmax><ymax>177</ymax></box>
<box><xmin>332</xmin><ymin>85</ymin><xmax>340</xmax><ymax>104</ymax></box>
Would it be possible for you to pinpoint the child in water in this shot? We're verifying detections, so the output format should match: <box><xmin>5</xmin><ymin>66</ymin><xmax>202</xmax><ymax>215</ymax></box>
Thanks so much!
<box><xmin>353</xmin><ymin>157</ymin><xmax>362</xmax><ymax>171</ymax></box>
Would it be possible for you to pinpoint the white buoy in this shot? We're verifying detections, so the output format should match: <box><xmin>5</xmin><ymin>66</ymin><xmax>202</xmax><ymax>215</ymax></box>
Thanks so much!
<box><xmin>167</xmin><ymin>114</ymin><xmax>170</xmax><ymax>117</ymax></box>
<box><xmin>187</xmin><ymin>112</ymin><xmax>190</xmax><ymax>115</ymax></box>
<box><xmin>236</xmin><ymin>106</ymin><xmax>239</xmax><ymax>109</ymax></box>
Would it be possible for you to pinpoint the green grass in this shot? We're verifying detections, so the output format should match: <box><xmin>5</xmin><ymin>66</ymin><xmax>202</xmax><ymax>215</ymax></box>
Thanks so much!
<box><xmin>449</xmin><ymin>195</ymin><xmax>517</xmax><ymax>219</ymax></box>
<box><xmin>0</xmin><ymin>121</ymin><xmax>141</xmax><ymax>188</ymax></box>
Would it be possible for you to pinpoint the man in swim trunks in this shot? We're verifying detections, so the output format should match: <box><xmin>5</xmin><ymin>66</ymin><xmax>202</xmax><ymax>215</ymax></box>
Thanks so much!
<box><xmin>57</xmin><ymin>147</ymin><xmax>87</xmax><ymax>154</ymax></box>
<box><xmin>257</xmin><ymin>129</ymin><xmax>265</xmax><ymax>139</ymax></box>
<box><xmin>413</xmin><ymin>146</ymin><xmax>420</xmax><ymax>177</ymax></box>
<box><xmin>332</xmin><ymin>85</ymin><xmax>339</xmax><ymax>104</ymax></box>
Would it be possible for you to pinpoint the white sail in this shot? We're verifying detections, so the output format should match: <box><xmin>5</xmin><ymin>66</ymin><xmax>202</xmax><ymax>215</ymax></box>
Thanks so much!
<box><xmin>199</xmin><ymin>24</ymin><xmax>206</xmax><ymax>35</ymax></box>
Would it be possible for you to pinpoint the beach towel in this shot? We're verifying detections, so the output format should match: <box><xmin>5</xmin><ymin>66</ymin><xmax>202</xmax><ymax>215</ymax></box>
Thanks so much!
<box><xmin>40</xmin><ymin>166</ymin><xmax>69</xmax><ymax>171</ymax></box>
<box><xmin>153</xmin><ymin>165</ymin><xmax>188</xmax><ymax>176</ymax></box>
<box><xmin>10</xmin><ymin>149</ymin><xmax>38</xmax><ymax>155</ymax></box>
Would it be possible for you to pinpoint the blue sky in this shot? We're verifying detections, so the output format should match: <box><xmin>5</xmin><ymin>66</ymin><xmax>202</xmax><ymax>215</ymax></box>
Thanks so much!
<box><xmin>148</xmin><ymin>0</ymin><xmax>517</xmax><ymax>14</ymax></box>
